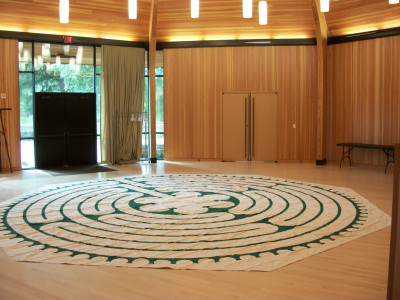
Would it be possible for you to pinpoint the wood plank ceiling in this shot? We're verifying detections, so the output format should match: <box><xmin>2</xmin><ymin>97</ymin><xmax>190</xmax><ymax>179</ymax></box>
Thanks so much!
<box><xmin>0</xmin><ymin>0</ymin><xmax>399</xmax><ymax>42</ymax></box>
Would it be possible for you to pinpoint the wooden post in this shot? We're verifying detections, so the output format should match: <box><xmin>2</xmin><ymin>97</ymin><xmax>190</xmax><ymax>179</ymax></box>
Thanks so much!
<box><xmin>387</xmin><ymin>144</ymin><xmax>400</xmax><ymax>300</ymax></box>
<box><xmin>311</xmin><ymin>0</ymin><xmax>328</xmax><ymax>165</ymax></box>
<box><xmin>0</xmin><ymin>39</ymin><xmax>21</xmax><ymax>172</ymax></box>
<box><xmin>149</xmin><ymin>0</ymin><xmax>159</xmax><ymax>163</ymax></box>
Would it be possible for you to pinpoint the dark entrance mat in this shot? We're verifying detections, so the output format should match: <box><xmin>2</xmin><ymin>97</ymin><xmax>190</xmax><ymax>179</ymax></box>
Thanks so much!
<box><xmin>39</xmin><ymin>164</ymin><xmax>117</xmax><ymax>176</ymax></box>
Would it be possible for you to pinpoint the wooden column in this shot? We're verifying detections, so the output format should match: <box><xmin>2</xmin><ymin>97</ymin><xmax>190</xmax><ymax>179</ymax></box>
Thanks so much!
<box><xmin>387</xmin><ymin>144</ymin><xmax>400</xmax><ymax>300</ymax></box>
<box><xmin>0</xmin><ymin>38</ymin><xmax>21</xmax><ymax>172</ymax></box>
<box><xmin>148</xmin><ymin>0</ymin><xmax>159</xmax><ymax>163</ymax></box>
<box><xmin>311</xmin><ymin>0</ymin><xmax>328</xmax><ymax>165</ymax></box>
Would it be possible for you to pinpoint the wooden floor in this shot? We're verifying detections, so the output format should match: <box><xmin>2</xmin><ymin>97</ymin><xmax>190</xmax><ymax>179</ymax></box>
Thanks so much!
<box><xmin>0</xmin><ymin>161</ymin><xmax>393</xmax><ymax>300</ymax></box>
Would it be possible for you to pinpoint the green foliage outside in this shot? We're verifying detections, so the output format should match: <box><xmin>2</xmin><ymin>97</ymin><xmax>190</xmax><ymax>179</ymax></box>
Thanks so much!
<box><xmin>19</xmin><ymin>73</ymin><xmax>34</xmax><ymax>138</ymax></box>
<box><xmin>20</xmin><ymin>64</ymin><xmax>95</xmax><ymax>138</ymax></box>
<box><xmin>20</xmin><ymin>58</ymin><xmax>164</xmax><ymax>162</ymax></box>
<box><xmin>35</xmin><ymin>64</ymin><xmax>94</xmax><ymax>93</ymax></box>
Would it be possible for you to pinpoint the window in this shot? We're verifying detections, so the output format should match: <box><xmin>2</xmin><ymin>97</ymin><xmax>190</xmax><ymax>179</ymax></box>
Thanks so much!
<box><xmin>155</xmin><ymin>65</ymin><xmax>164</xmax><ymax>159</ymax></box>
<box><xmin>19</xmin><ymin>41</ymin><xmax>34</xmax><ymax>168</ymax></box>
<box><xmin>95</xmin><ymin>47</ymin><xmax>102</xmax><ymax>162</ymax></box>
<box><xmin>34</xmin><ymin>44</ymin><xmax>94</xmax><ymax>93</ymax></box>
<box><xmin>143</xmin><ymin>51</ymin><xmax>150</xmax><ymax>159</ymax></box>
<box><xmin>18</xmin><ymin>41</ymin><xmax>101</xmax><ymax>168</ymax></box>
<box><xmin>143</xmin><ymin>50</ymin><xmax>164</xmax><ymax>160</ymax></box>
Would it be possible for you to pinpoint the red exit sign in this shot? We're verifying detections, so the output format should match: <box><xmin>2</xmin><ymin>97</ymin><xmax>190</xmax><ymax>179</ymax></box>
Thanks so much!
<box><xmin>64</xmin><ymin>36</ymin><xmax>72</xmax><ymax>43</ymax></box>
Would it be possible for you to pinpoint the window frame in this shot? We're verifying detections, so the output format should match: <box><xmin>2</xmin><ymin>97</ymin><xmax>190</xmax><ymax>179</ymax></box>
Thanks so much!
<box><xmin>18</xmin><ymin>41</ymin><xmax>101</xmax><ymax>168</ymax></box>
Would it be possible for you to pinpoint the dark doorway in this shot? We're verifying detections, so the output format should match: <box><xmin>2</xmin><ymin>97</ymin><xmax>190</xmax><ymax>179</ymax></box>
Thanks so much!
<box><xmin>35</xmin><ymin>93</ymin><xmax>97</xmax><ymax>168</ymax></box>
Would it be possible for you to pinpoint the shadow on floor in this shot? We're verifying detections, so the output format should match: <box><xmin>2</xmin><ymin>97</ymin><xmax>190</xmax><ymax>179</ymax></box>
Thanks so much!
<box><xmin>39</xmin><ymin>164</ymin><xmax>117</xmax><ymax>176</ymax></box>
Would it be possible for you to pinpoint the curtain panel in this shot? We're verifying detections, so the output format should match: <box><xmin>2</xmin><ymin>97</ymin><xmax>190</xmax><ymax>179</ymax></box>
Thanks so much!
<box><xmin>101</xmin><ymin>46</ymin><xmax>145</xmax><ymax>163</ymax></box>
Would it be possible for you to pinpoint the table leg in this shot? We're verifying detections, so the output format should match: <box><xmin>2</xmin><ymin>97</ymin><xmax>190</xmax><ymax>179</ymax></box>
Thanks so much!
<box><xmin>340</xmin><ymin>146</ymin><xmax>353</xmax><ymax>168</ymax></box>
<box><xmin>383</xmin><ymin>148</ymin><xmax>395</xmax><ymax>174</ymax></box>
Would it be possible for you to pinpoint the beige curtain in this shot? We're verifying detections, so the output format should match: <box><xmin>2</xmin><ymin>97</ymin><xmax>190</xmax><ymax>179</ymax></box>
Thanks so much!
<box><xmin>101</xmin><ymin>46</ymin><xmax>145</xmax><ymax>163</ymax></box>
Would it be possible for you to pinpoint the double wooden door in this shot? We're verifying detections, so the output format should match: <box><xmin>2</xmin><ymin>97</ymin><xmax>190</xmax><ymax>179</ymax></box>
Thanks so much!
<box><xmin>222</xmin><ymin>92</ymin><xmax>277</xmax><ymax>162</ymax></box>
<box><xmin>35</xmin><ymin>93</ymin><xmax>97</xmax><ymax>168</ymax></box>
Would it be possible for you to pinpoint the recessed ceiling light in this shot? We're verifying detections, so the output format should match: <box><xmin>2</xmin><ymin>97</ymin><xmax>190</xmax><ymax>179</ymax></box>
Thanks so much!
<box><xmin>191</xmin><ymin>0</ymin><xmax>199</xmax><ymax>18</ymax></box>
<box><xmin>129</xmin><ymin>0</ymin><xmax>137</xmax><ymax>19</ymax></box>
<box><xmin>243</xmin><ymin>0</ymin><xmax>252</xmax><ymax>18</ymax></box>
<box><xmin>320</xmin><ymin>0</ymin><xmax>329</xmax><ymax>12</ymax></box>
<box><xmin>59</xmin><ymin>0</ymin><xmax>69</xmax><ymax>23</ymax></box>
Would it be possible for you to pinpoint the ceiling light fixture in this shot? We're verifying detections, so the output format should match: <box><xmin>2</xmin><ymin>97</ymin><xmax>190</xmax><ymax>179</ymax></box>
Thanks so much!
<box><xmin>243</xmin><ymin>0</ymin><xmax>252</xmax><ymax>18</ymax></box>
<box><xmin>320</xmin><ymin>0</ymin><xmax>329</xmax><ymax>12</ymax></box>
<box><xmin>259</xmin><ymin>1</ymin><xmax>267</xmax><ymax>25</ymax></box>
<box><xmin>59</xmin><ymin>0</ymin><xmax>69</xmax><ymax>23</ymax></box>
<box><xmin>389</xmin><ymin>0</ymin><xmax>399</xmax><ymax>4</ymax></box>
<box><xmin>191</xmin><ymin>0</ymin><xmax>199</xmax><ymax>18</ymax></box>
<box><xmin>129</xmin><ymin>0</ymin><xmax>137</xmax><ymax>19</ymax></box>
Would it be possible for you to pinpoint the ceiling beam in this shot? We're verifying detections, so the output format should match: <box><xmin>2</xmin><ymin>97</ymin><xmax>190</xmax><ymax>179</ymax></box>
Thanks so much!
<box><xmin>149</xmin><ymin>0</ymin><xmax>159</xmax><ymax>41</ymax></box>
<box><xmin>311</xmin><ymin>0</ymin><xmax>329</xmax><ymax>40</ymax></box>
<box><xmin>311</xmin><ymin>0</ymin><xmax>328</xmax><ymax>165</ymax></box>
<box><xmin>149</xmin><ymin>0</ymin><xmax>159</xmax><ymax>162</ymax></box>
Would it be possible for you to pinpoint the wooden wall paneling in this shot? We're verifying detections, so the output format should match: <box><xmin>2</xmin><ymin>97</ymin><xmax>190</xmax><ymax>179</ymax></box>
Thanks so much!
<box><xmin>275</xmin><ymin>47</ymin><xmax>287</xmax><ymax>160</ymax></box>
<box><xmin>214</xmin><ymin>48</ymin><xmax>233</xmax><ymax>160</ymax></box>
<box><xmin>163</xmin><ymin>49</ymin><xmax>176</xmax><ymax>158</ymax></box>
<box><xmin>193</xmin><ymin>47</ymin><xmax>226</xmax><ymax>160</ymax></box>
<box><xmin>327</xmin><ymin>42</ymin><xmax>354</xmax><ymax>164</ymax></box>
<box><xmin>191</xmin><ymin>48</ymin><xmax>202</xmax><ymax>159</ymax></box>
<box><xmin>163</xmin><ymin>49</ymin><xmax>172</xmax><ymax>158</ymax></box>
<box><xmin>164</xmin><ymin>45</ymin><xmax>318</xmax><ymax>162</ymax></box>
<box><xmin>179</xmin><ymin>48</ymin><xmax>194</xmax><ymax>159</ymax></box>
<box><xmin>232</xmin><ymin>47</ymin><xmax>248</xmax><ymax>92</ymax></box>
<box><xmin>326</xmin><ymin>44</ymin><xmax>338</xmax><ymax>163</ymax></box>
<box><xmin>276</xmin><ymin>46</ymin><xmax>300</xmax><ymax>160</ymax></box>
<box><xmin>244</xmin><ymin>47</ymin><xmax>261</xmax><ymax>92</ymax></box>
<box><xmin>327</xmin><ymin>36</ymin><xmax>400</xmax><ymax>167</ymax></box>
<box><xmin>0</xmin><ymin>38</ymin><xmax>21</xmax><ymax>172</ymax></box>
<box><xmin>262</xmin><ymin>47</ymin><xmax>277</xmax><ymax>93</ymax></box>
<box><xmin>353</xmin><ymin>41</ymin><xmax>371</xmax><ymax>164</ymax></box>
<box><xmin>298</xmin><ymin>45</ymin><xmax>318</xmax><ymax>161</ymax></box>
<box><xmin>164</xmin><ymin>49</ymin><xmax>194</xmax><ymax>159</ymax></box>
<box><xmin>220</xmin><ymin>47</ymin><xmax>234</xmax><ymax>93</ymax></box>
<box><xmin>201</xmin><ymin>48</ymin><xmax>220</xmax><ymax>159</ymax></box>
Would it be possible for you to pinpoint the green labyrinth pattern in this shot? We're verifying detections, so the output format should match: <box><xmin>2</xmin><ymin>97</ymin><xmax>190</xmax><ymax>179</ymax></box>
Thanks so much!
<box><xmin>0</xmin><ymin>174</ymin><xmax>391</xmax><ymax>271</ymax></box>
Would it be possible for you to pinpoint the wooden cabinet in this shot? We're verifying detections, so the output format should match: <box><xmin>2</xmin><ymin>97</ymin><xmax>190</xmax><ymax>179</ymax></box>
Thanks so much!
<box><xmin>35</xmin><ymin>93</ymin><xmax>97</xmax><ymax>168</ymax></box>
<box><xmin>222</xmin><ymin>92</ymin><xmax>277</xmax><ymax>162</ymax></box>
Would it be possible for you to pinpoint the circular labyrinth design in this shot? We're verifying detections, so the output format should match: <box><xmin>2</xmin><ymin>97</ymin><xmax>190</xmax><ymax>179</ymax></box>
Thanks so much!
<box><xmin>0</xmin><ymin>174</ymin><xmax>391</xmax><ymax>271</ymax></box>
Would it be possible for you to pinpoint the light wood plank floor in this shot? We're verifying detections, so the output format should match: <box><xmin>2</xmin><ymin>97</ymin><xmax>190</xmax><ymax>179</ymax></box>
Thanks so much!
<box><xmin>0</xmin><ymin>162</ymin><xmax>393</xmax><ymax>300</ymax></box>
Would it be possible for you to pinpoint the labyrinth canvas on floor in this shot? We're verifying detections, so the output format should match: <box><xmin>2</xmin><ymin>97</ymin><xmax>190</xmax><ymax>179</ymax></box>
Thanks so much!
<box><xmin>0</xmin><ymin>174</ymin><xmax>391</xmax><ymax>271</ymax></box>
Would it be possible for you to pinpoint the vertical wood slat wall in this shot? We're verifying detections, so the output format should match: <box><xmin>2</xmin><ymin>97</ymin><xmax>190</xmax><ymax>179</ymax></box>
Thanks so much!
<box><xmin>0</xmin><ymin>39</ymin><xmax>20</xmax><ymax>172</ymax></box>
<box><xmin>327</xmin><ymin>35</ymin><xmax>400</xmax><ymax>165</ymax></box>
<box><xmin>164</xmin><ymin>46</ymin><xmax>318</xmax><ymax>161</ymax></box>
<box><xmin>1</xmin><ymin>35</ymin><xmax>398</xmax><ymax>169</ymax></box>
